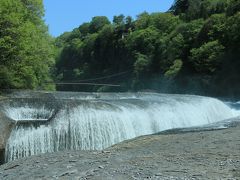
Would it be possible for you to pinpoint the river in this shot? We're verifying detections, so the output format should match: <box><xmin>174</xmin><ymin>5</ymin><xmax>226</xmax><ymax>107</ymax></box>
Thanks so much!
<box><xmin>1</xmin><ymin>91</ymin><xmax>239</xmax><ymax>162</ymax></box>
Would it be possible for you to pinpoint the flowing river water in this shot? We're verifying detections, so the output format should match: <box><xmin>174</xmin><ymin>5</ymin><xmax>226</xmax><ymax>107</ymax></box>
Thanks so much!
<box><xmin>1</xmin><ymin>92</ymin><xmax>240</xmax><ymax>162</ymax></box>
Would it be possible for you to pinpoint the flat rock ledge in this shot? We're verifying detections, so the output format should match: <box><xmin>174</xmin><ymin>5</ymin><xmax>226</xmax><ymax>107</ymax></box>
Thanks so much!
<box><xmin>0</xmin><ymin>125</ymin><xmax>240</xmax><ymax>180</ymax></box>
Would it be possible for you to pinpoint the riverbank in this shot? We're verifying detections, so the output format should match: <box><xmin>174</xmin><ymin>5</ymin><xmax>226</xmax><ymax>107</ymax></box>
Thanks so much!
<box><xmin>0</xmin><ymin>122</ymin><xmax>240</xmax><ymax>179</ymax></box>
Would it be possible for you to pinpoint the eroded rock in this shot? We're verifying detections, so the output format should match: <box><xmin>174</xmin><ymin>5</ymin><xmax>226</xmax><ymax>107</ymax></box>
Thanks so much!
<box><xmin>0</xmin><ymin>101</ymin><xmax>15</xmax><ymax>164</ymax></box>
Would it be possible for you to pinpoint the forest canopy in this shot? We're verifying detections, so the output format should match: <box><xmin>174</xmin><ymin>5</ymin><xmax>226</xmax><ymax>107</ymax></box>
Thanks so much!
<box><xmin>1</xmin><ymin>0</ymin><xmax>240</xmax><ymax>97</ymax></box>
<box><xmin>55</xmin><ymin>0</ymin><xmax>240</xmax><ymax>96</ymax></box>
<box><xmin>0</xmin><ymin>0</ymin><xmax>55</xmax><ymax>90</ymax></box>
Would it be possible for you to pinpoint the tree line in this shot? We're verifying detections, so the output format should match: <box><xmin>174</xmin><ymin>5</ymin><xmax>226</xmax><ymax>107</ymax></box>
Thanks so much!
<box><xmin>55</xmin><ymin>0</ymin><xmax>240</xmax><ymax>97</ymax></box>
<box><xmin>1</xmin><ymin>0</ymin><xmax>240</xmax><ymax>97</ymax></box>
<box><xmin>0</xmin><ymin>0</ymin><xmax>55</xmax><ymax>90</ymax></box>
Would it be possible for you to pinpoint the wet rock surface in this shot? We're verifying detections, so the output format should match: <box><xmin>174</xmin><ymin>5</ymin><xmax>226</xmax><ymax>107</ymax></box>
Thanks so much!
<box><xmin>0</xmin><ymin>97</ymin><xmax>14</xmax><ymax>165</ymax></box>
<box><xmin>0</xmin><ymin>124</ymin><xmax>240</xmax><ymax>179</ymax></box>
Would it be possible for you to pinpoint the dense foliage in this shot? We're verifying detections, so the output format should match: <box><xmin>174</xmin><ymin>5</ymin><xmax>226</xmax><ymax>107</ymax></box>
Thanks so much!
<box><xmin>0</xmin><ymin>0</ymin><xmax>55</xmax><ymax>90</ymax></box>
<box><xmin>1</xmin><ymin>0</ymin><xmax>240</xmax><ymax>97</ymax></box>
<box><xmin>55</xmin><ymin>0</ymin><xmax>240</xmax><ymax>96</ymax></box>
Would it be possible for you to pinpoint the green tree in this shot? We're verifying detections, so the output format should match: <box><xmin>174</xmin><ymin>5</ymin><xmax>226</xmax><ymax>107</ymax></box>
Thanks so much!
<box><xmin>126</xmin><ymin>27</ymin><xmax>159</xmax><ymax>55</ymax></box>
<box><xmin>132</xmin><ymin>53</ymin><xmax>152</xmax><ymax>89</ymax></box>
<box><xmin>170</xmin><ymin>0</ymin><xmax>189</xmax><ymax>15</ymax></box>
<box><xmin>225</xmin><ymin>12</ymin><xmax>240</xmax><ymax>50</ymax></box>
<box><xmin>0</xmin><ymin>0</ymin><xmax>55</xmax><ymax>90</ymax></box>
<box><xmin>78</xmin><ymin>23</ymin><xmax>90</xmax><ymax>37</ymax></box>
<box><xmin>226</xmin><ymin>0</ymin><xmax>240</xmax><ymax>16</ymax></box>
<box><xmin>134</xmin><ymin>53</ymin><xmax>151</xmax><ymax>76</ymax></box>
<box><xmin>135</xmin><ymin>12</ymin><xmax>151</xmax><ymax>29</ymax></box>
<box><xmin>54</xmin><ymin>0</ymin><xmax>240</xmax><ymax>96</ymax></box>
<box><xmin>113</xmin><ymin>14</ymin><xmax>125</xmax><ymax>26</ymax></box>
<box><xmin>89</xmin><ymin>16</ymin><xmax>110</xmax><ymax>33</ymax></box>
<box><xmin>164</xmin><ymin>59</ymin><xmax>183</xmax><ymax>78</ymax></box>
<box><xmin>150</xmin><ymin>13</ymin><xmax>180</xmax><ymax>34</ymax></box>
<box><xmin>190</xmin><ymin>40</ymin><xmax>225</xmax><ymax>74</ymax></box>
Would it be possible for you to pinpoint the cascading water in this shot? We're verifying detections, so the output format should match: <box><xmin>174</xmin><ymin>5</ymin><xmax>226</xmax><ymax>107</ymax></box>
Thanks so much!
<box><xmin>3</xmin><ymin>92</ymin><xmax>240</xmax><ymax>162</ymax></box>
<box><xmin>4</xmin><ymin>106</ymin><xmax>52</xmax><ymax>121</ymax></box>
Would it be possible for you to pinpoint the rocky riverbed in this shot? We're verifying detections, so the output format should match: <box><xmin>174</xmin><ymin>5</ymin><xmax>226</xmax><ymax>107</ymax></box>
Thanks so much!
<box><xmin>0</xmin><ymin>121</ymin><xmax>240</xmax><ymax>180</ymax></box>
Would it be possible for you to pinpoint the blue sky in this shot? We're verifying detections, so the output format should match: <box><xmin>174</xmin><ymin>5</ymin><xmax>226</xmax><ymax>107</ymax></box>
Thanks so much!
<box><xmin>43</xmin><ymin>0</ymin><xmax>174</xmax><ymax>37</ymax></box>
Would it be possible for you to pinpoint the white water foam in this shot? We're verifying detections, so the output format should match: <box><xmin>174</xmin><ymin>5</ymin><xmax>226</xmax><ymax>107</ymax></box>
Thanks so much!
<box><xmin>5</xmin><ymin>93</ymin><xmax>240</xmax><ymax>162</ymax></box>
<box><xmin>4</xmin><ymin>106</ymin><xmax>53</xmax><ymax>121</ymax></box>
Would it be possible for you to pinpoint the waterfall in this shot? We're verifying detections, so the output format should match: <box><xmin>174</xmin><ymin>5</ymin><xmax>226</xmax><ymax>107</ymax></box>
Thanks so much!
<box><xmin>3</xmin><ymin>93</ymin><xmax>240</xmax><ymax>162</ymax></box>
<box><xmin>4</xmin><ymin>106</ymin><xmax>53</xmax><ymax>121</ymax></box>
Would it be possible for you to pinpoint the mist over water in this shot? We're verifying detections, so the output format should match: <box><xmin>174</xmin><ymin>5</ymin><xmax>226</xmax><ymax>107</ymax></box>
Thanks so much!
<box><xmin>2</xmin><ymin>92</ymin><xmax>240</xmax><ymax>162</ymax></box>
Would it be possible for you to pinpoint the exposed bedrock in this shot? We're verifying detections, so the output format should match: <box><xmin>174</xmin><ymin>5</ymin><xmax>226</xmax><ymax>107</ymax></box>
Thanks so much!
<box><xmin>0</xmin><ymin>111</ymin><xmax>14</xmax><ymax>164</ymax></box>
